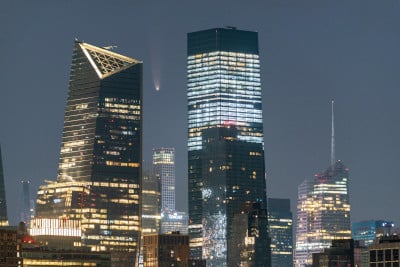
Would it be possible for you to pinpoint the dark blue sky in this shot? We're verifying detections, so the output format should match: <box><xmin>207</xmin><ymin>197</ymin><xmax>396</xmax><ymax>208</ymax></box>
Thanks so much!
<box><xmin>1</xmin><ymin>0</ymin><xmax>399</xmax><ymax>225</ymax></box>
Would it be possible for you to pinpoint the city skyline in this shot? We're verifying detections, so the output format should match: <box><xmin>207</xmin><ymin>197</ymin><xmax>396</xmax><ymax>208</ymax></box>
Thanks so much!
<box><xmin>1</xmin><ymin>0</ymin><xmax>399</xmax><ymax>228</ymax></box>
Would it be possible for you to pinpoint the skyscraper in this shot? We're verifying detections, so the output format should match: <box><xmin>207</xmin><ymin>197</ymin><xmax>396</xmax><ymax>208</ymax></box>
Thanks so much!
<box><xmin>187</xmin><ymin>27</ymin><xmax>270</xmax><ymax>267</ymax></box>
<box><xmin>0</xmin><ymin>145</ymin><xmax>8</xmax><ymax>226</ymax></box>
<box><xmin>152</xmin><ymin>148</ymin><xmax>189</xmax><ymax>235</ymax></box>
<box><xmin>153</xmin><ymin>148</ymin><xmax>175</xmax><ymax>211</ymax></box>
<box><xmin>294</xmin><ymin>101</ymin><xmax>351</xmax><ymax>267</ymax></box>
<box><xmin>20</xmin><ymin>180</ymin><xmax>31</xmax><ymax>226</ymax></box>
<box><xmin>32</xmin><ymin>40</ymin><xmax>142</xmax><ymax>267</ymax></box>
<box><xmin>268</xmin><ymin>198</ymin><xmax>293</xmax><ymax>267</ymax></box>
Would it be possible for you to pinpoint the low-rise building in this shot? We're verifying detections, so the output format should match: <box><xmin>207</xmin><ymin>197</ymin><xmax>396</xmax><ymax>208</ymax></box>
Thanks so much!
<box><xmin>312</xmin><ymin>239</ymin><xmax>354</xmax><ymax>267</ymax></box>
<box><xmin>369</xmin><ymin>235</ymin><xmax>400</xmax><ymax>267</ymax></box>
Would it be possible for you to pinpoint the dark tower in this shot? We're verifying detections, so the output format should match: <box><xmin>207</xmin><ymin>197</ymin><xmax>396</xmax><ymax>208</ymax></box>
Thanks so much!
<box><xmin>187</xmin><ymin>28</ymin><xmax>270</xmax><ymax>267</ymax></box>
<box><xmin>0</xmin><ymin>145</ymin><xmax>8</xmax><ymax>226</ymax></box>
<box><xmin>268</xmin><ymin>198</ymin><xmax>293</xmax><ymax>267</ymax></box>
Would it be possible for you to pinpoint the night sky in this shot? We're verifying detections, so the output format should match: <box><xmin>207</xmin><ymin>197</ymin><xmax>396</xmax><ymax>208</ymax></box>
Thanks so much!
<box><xmin>1</xmin><ymin>0</ymin><xmax>399</xmax><ymax>226</ymax></box>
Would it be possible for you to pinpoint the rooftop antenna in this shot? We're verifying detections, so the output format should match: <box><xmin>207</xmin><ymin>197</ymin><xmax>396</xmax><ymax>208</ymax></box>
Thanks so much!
<box><xmin>331</xmin><ymin>100</ymin><xmax>335</xmax><ymax>166</ymax></box>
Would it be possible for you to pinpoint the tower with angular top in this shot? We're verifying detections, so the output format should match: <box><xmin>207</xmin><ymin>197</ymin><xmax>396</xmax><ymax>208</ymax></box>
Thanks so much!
<box><xmin>0</xmin><ymin>145</ymin><xmax>8</xmax><ymax>226</ymax></box>
<box><xmin>33</xmin><ymin>41</ymin><xmax>142</xmax><ymax>267</ymax></box>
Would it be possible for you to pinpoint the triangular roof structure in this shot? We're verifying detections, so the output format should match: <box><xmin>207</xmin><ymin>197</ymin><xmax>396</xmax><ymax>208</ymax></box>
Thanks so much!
<box><xmin>78</xmin><ymin>41</ymin><xmax>141</xmax><ymax>79</ymax></box>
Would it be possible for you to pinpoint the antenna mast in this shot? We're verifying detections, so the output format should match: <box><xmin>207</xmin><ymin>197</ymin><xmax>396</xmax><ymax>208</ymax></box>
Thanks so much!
<box><xmin>331</xmin><ymin>100</ymin><xmax>335</xmax><ymax>166</ymax></box>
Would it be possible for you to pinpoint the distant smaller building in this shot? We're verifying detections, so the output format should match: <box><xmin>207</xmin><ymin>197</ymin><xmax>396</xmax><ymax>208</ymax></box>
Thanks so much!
<box><xmin>352</xmin><ymin>220</ymin><xmax>394</xmax><ymax>246</ymax></box>
<box><xmin>312</xmin><ymin>239</ymin><xmax>354</xmax><ymax>267</ymax></box>
<box><xmin>369</xmin><ymin>235</ymin><xmax>400</xmax><ymax>266</ymax></box>
<box><xmin>143</xmin><ymin>232</ymin><xmax>190</xmax><ymax>267</ymax></box>
<box><xmin>268</xmin><ymin>198</ymin><xmax>293</xmax><ymax>267</ymax></box>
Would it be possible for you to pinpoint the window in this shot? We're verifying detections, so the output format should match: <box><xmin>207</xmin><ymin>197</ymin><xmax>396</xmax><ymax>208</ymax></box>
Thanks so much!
<box><xmin>393</xmin><ymin>249</ymin><xmax>399</xmax><ymax>261</ymax></box>
<box><xmin>385</xmin><ymin>249</ymin><xmax>391</xmax><ymax>261</ymax></box>
<box><xmin>370</xmin><ymin>250</ymin><xmax>376</xmax><ymax>262</ymax></box>
<box><xmin>378</xmin><ymin>250</ymin><xmax>384</xmax><ymax>261</ymax></box>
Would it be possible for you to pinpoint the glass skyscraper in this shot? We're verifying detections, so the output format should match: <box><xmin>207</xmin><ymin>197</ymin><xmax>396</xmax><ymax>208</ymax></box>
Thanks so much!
<box><xmin>294</xmin><ymin>160</ymin><xmax>351</xmax><ymax>267</ymax></box>
<box><xmin>32</xmin><ymin>41</ymin><xmax>142</xmax><ymax>267</ymax></box>
<box><xmin>187</xmin><ymin>27</ymin><xmax>270</xmax><ymax>267</ymax></box>
<box><xmin>268</xmin><ymin>198</ymin><xmax>293</xmax><ymax>267</ymax></box>
<box><xmin>153</xmin><ymin>148</ymin><xmax>175</xmax><ymax>211</ymax></box>
<box><xmin>0</xmin><ymin>145</ymin><xmax>8</xmax><ymax>226</ymax></box>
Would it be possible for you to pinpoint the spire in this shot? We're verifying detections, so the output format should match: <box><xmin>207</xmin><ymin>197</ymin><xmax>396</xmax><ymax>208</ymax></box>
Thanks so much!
<box><xmin>0</xmin><ymin>144</ymin><xmax>8</xmax><ymax>226</ymax></box>
<box><xmin>331</xmin><ymin>100</ymin><xmax>335</xmax><ymax>166</ymax></box>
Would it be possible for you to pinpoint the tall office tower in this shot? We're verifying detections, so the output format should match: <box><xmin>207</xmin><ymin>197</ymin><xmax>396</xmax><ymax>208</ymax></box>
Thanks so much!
<box><xmin>20</xmin><ymin>180</ymin><xmax>31</xmax><ymax>225</ymax></box>
<box><xmin>268</xmin><ymin>198</ymin><xmax>293</xmax><ymax>267</ymax></box>
<box><xmin>33</xmin><ymin>40</ymin><xmax>142</xmax><ymax>267</ymax></box>
<box><xmin>141</xmin><ymin>169</ymin><xmax>161</xmax><ymax>235</ymax></box>
<box><xmin>294</xmin><ymin>101</ymin><xmax>351</xmax><ymax>267</ymax></box>
<box><xmin>0</xmin><ymin>145</ymin><xmax>8</xmax><ymax>226</ymax></box>
<box><xmin>153</xmin><ymin>148</ymin><xmax>175</xmax><ymax>211</ymax></box>
<box><xmin>352</xmin><ymin>220</ymin><xmax>395</xmax><ymax>246</ymax></box>
<box><xmin>187</xmin><ymin>27</ymin><xmax>270</xmax><ymax>267</ymax></box>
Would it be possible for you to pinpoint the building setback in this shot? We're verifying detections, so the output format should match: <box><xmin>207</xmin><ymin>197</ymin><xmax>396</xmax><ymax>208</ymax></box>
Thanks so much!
<box><xmin>32</xmin><ymin>41</ymin><xmax>142</xmax><ymax>267</ymax></box>
<box><xmin>187</xmin><ymin>27</ymin><xmax>270</xmax><ymax>267</ymax></box>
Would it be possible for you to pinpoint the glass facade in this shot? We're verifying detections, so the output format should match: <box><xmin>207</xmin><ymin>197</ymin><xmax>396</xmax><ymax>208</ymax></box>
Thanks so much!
<box><xmin>141</xmin><ymin>169</ymin><xmax>161</xmax><ymax>235</ymax></box>
<box><xmin>0</xmin><ymin>145</ymin><xmax>8</xmax><ymax>226</ymax></box>
<box><xmin>294</xmin><ymin>160</ymin><xmax>351</xmax><ymax>267</ymax></box>
<box><xmin>187</xmin><ymin>28</ymin><xmax>269</xmax><ymax>267</ymax></box>
<box><xmin>268</xmin><ymin>198</ymin><xmax>293</xmax><ymax>267</ymax></box>
<box><xmin>352</xmin><ymin>220</ymin><xmax>394</xmax><ymax>246</ymax></box>
<box><xmin>160</xmin><ymin>210</ymin><xmax>188</xmax><ymax>235</ymax></box>
<box><xmin>153</xmin><ymin>148</ymin><xmax>176</xmax><ymax>211</ymax></box>
<box><xmin>33</xmin><ymin>41</ymin><xmax>142</xmax><ymax>267</ymax></box>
